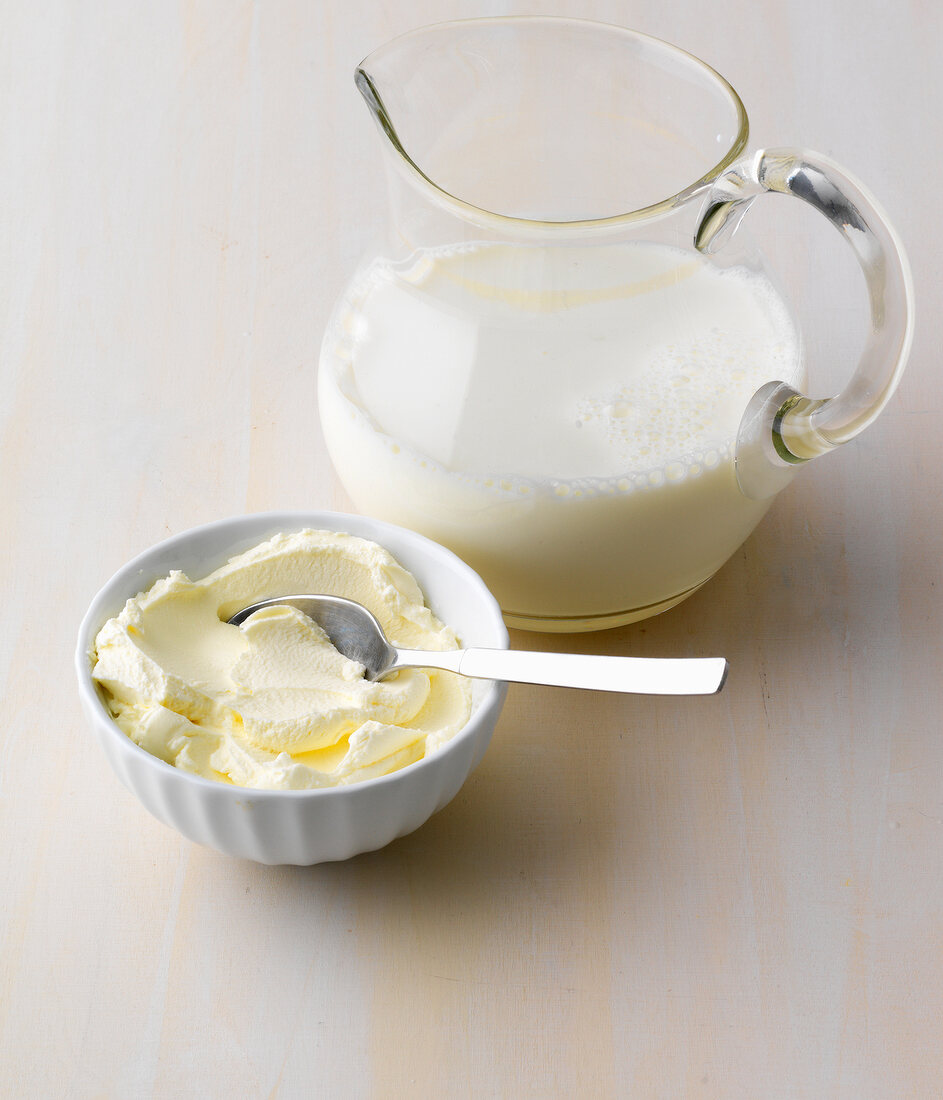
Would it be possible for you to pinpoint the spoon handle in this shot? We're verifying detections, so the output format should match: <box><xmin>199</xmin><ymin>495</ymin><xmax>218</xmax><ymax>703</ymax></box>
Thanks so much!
<box><xmin>397</xmin><ymin>647</ymin><xmax>728</xmax><ymax>695</ymax></box>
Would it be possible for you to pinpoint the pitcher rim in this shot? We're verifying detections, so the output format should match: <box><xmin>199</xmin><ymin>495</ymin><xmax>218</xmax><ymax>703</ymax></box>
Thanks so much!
<box><xmin>356</xmin><ymin>16</ymin><xmax>750</xmax><ymax>230</ymax></box>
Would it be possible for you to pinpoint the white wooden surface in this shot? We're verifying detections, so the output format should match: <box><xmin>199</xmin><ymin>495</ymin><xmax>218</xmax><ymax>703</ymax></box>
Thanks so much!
<box><xmin>2</xmin><ymin>1</ymin><xmax>941</xmax><ymax>1096</ymax></box>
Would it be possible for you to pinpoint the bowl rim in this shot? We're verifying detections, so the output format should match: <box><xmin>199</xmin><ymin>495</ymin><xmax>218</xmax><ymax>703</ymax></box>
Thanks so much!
<box><xmin>75</xmin><ymin>509</ymin><xmax>509</xmax><ymax>801</ymax></box>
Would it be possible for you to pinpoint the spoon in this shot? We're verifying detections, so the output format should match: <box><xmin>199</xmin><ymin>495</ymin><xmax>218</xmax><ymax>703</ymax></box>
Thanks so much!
<box><xmin>228</xmin><ymin>595</ymin><xmax>728</xmax><ymax>696</ymax></box>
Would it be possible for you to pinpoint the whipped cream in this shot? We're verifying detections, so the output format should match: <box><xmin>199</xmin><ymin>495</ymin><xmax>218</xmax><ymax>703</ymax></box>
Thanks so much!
<box><xmin>92</xmin><ymin>530</ymin><xmax>472</xmax><ymax>789</ymax></box>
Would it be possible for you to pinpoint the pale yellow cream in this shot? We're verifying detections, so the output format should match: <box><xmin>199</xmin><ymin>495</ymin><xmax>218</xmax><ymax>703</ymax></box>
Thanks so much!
<box><xmin>92</xmin><ymin>529</ymin><xmax>472</xmax><ymax>789</ymax></box>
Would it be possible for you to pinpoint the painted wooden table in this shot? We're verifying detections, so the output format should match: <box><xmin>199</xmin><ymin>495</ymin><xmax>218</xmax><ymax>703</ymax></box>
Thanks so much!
<box><xmin>2</xmin><ymin>1</ymin><xmax>940</xmax><ymax>1095</ymax></box>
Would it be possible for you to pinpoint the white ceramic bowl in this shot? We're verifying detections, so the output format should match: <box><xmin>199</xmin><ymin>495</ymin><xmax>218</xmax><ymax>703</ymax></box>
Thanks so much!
<box><xmin>76</xmin><ymin>511</ymin><xmax>509</xmax><ymax>865</ymax></box>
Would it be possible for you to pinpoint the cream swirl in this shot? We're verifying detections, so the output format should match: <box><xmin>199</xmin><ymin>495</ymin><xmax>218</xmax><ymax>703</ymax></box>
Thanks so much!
<box><xmin>92</xmin><ymin>530</ymin><xmax>471</xmax><ymax>789</ymax></box>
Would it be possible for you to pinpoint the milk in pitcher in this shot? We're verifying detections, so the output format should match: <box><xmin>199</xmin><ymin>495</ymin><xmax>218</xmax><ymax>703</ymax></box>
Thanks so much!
<box><xmin>319</xmin><ymin>240</ymin><xmax>804</xmax><ymax>628</ymax></box>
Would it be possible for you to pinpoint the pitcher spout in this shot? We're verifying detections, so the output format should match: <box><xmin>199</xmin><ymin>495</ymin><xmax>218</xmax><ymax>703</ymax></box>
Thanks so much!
<box><xmin>355</xmin><ymin>18</ymin><xmax>748</xmax><ymax>227</ymax></box>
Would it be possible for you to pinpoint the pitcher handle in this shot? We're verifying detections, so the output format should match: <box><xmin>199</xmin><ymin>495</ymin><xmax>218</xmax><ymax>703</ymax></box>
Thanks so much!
<box><xmin>695</xmin><ymin>148</ymin><xmax>914</xmax><ymax>500</ymax></box>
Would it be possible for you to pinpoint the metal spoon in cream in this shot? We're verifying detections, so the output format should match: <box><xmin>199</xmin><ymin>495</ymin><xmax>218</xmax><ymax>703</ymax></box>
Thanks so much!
<box><xmin>229</xmin><ymin>595</ymin><xmax>728</xmax><ymax>695</ymax></box>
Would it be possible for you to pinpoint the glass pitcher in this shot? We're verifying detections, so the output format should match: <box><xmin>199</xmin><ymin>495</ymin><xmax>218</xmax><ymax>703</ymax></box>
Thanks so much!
<box><xmin>319</xmin><ymin>17</ymin><xmax>913</xmax><ymax>632</ymax></box>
